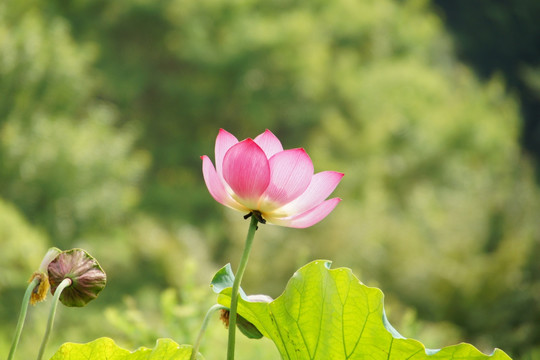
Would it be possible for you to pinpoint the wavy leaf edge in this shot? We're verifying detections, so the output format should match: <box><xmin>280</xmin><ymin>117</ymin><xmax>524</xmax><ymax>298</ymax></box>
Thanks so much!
<box><xmin>211</xmin><ymin>259</ymin><xmax>512</xmax><ymax>360</ymax></box>
<box><xmin>49</xmin><ymin>336</ymin><xmax>202</xmax><ymax>360</ymax></box>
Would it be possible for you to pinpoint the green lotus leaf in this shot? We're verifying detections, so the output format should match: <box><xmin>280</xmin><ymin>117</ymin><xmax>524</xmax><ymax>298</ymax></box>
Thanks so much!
<box><xmin>49</xmin><ymin>337</ymin><xmax>203</xmax><ymax>360</ymax></box>
<box><xmin>211</xmin><ymin>260</ymin><xmax>512</xmax><ymax>360</ymax></box>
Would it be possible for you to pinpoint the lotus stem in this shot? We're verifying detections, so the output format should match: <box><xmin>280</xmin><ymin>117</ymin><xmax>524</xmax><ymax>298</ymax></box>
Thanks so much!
<box><xmin>227</xmin><ymin>215</ymin><xmax>258</xmax><ymax>360</ymax></box>
<box><xmin>37</xmin><ymin>278</ymin><xmax>72</xmax><ymax>360</ymax></box>
<box><xmin>190</xmin><ymin>304</ymin><xmax>227</xmax><ymax>360</ymax></box>
<box><xmin>8</xmin><ymin>277</ymin><xmax>40</xmax><ymax>360</ymax></box>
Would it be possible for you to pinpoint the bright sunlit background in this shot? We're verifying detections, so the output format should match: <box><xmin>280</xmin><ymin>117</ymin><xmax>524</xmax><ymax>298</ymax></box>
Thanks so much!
<box><xmin>1</xmin><ymin>0</ymin><xmax>539</xmax><ymax>359</ymax></box>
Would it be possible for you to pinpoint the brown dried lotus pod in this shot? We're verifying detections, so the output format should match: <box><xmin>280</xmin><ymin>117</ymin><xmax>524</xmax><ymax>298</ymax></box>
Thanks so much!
<box><xmin>28</xmin><ymin>247</ymin><xmax>62</xmax><ymax>305</ymax></box>
<box><xmin>48</xmin><ymin>248</ymin><xmax>106</xmax><ymax>307</ymax></box>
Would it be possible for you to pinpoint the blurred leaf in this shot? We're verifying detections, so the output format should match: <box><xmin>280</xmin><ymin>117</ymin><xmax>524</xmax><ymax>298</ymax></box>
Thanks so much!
<box><xmin>49</xmin><ymin>337</ymin><xmax>203</xmax><ymax>360</ymax></box>
<box><xmin>213</xmin><ymin>260</ymin><xmax>512</xmax><ymax>360</ymax></box>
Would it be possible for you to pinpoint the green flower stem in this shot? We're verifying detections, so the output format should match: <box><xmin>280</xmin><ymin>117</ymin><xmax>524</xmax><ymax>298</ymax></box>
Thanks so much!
<box><xmin>37</xmin><ymin>278</ymin><xmax>72</xmax><ymax>360</ymax></box>
<box><xmin>227</xmin><ymin>215</ymin><xmax>259</xmax><ymax>360</ymax></box>
<box><xmin>190</xmin><ymin>304</ymin><xmax>227</xmax><ymax>360</ymax></box>
<box><xmin>8</xmin><ymin>277</ymin><xmax>40</xmax><ymax>360</ymax></box>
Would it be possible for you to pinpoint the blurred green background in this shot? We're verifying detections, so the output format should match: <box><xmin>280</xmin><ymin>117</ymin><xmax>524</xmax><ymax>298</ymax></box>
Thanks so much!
<box><xmin>1</xmin><ymin>0</ymin><xmax>540</xmax><ymax>359</ymax></box>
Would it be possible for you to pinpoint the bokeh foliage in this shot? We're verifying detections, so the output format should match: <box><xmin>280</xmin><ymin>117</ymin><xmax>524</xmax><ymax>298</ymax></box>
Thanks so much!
<box><xmin>0</xmin><ymin>0</ymin><xmax>539</xmax><ymax>359</ymax></box>
<box><xmin>0</xmin><ymin>0</ymin><xmax>148</xmax><ymax>245</ymax></box>
<box><xmin>434</xmin><ymin>0</ymin><xmax>540</xmax><ymax>171</ymax></box>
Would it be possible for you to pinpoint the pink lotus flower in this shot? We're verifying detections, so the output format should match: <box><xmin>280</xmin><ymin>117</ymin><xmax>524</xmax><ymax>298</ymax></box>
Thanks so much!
<box><xmin>201</xmin><ymin>129</ymin><xmax>343</xmax><ymax>228</ymax></box>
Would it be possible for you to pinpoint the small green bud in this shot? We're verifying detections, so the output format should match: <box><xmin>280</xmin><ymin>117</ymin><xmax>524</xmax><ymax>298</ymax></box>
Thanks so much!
<box><xmin>220</xmin><ymin>294</ymin><xmax>273</xmax><ymax>339</ymax></box>
<box><xmin>48</xmin><ymin>248</ymin><xmax>106</xmax><ymax>307</ymax></box>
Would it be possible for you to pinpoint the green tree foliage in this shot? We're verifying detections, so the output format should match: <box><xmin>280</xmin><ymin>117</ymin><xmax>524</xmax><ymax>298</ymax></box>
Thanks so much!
<box><xmin>433</xmin><ymin>0</ymin><xmax>540</xmax><ymax>168</ymax></box>
<box><xmin>0</xmin><ymin>199</ymin><xmax>48</xmax><ymax>290</ymax></box>
<box><xmin>0</xmin><ymin>0</ymin><xmax>148</xmax><ymax>244</ymax></box>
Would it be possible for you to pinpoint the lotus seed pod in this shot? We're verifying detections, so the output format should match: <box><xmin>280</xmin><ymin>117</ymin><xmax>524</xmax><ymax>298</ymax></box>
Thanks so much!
<box><xmin>48</xmin><ymin>248</ymin><xmax>106</xmax><ymax>307</ymax></box>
